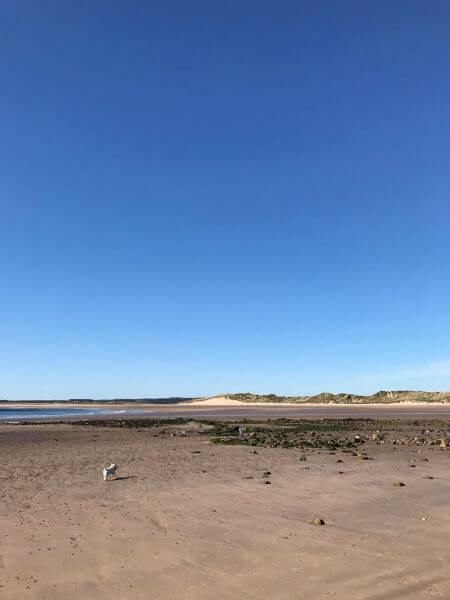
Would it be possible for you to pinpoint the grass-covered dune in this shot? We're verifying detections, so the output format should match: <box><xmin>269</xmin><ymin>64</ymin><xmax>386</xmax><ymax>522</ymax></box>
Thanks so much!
<box><xmin>211</xmin><ymin>390</ymin><xmax>450</xmax><ymax>404</ymax></box>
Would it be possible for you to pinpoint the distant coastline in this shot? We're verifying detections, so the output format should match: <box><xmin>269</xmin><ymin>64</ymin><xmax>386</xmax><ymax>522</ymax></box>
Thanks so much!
<box><xmin>1</xmin><ymin>390</ymin><xmax>449</xmax><ymax>405</ymax></box>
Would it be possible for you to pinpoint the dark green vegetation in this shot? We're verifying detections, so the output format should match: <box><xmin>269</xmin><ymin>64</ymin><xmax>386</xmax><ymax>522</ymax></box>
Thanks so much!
<box><xmin>206</xmin><ymin>419</ymin><xmax>364</xmax><ymax>449</ymax></box>
<box><xmin>0</xmin><ymin>397</ymin><xmax>195</xmax><ymax>405</ymax></box>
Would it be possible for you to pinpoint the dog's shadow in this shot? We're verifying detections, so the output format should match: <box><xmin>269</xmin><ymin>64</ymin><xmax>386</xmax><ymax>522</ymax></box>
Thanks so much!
<box><xmin>111</xmin><ymin>476</ymin><xmax>137</xmax><ymax>481</ymax></box>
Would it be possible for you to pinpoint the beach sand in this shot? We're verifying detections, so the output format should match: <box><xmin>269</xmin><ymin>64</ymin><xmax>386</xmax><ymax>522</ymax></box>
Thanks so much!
<box><xmin>1</xmin><ymin>420</ymin><xmax>449</xmax><ymax>599</ymax></box>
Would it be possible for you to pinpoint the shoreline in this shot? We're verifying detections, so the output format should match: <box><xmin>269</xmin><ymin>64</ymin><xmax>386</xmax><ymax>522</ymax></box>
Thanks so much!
<box><xmin>2</xmin><ymin>400</ymin><xmax>450</xmax><ymax>410</ymax></box>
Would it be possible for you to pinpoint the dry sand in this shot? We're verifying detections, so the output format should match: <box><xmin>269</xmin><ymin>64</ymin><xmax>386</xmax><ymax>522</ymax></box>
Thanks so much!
<box><xmin>188</xmin><ymin>396</ymin><xmax>450</xmax><ymax>407</ymax></box>
<box><xmin>1</xmin><ymin>420</ymin><xmax>449</xmax><ymax>599</ymax></box>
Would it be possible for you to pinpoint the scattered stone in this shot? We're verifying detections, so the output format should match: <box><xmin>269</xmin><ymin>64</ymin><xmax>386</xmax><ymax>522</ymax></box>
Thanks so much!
<box><xmin>371</xmin><ymin>430</ymin><xmax>384</xmax><ymax>441</ymax></box>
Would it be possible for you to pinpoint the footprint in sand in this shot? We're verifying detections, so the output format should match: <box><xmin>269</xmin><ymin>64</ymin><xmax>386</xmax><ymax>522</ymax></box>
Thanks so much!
<box><xmin>426</xmin><ymin>584</ymin><xmax>445</xmax><ymax>596</ymax></box>
<box><xmin>148</xmin><ymin>516</ymin><xmax>168</xmax><ymax>533</ymax></box>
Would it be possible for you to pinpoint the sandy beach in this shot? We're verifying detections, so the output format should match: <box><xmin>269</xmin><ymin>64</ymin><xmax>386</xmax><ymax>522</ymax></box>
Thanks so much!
<box><xmin>1</xmin><ymin>418</ymin><xmax>449</xmax><ymax>599</ymax></box>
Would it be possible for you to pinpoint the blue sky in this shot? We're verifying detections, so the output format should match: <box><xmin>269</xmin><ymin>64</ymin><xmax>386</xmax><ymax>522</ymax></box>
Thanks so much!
<box><xmin>1</xmin><ymin>1</ymin><xmax>450</xmax><ymax>399</ymax></box>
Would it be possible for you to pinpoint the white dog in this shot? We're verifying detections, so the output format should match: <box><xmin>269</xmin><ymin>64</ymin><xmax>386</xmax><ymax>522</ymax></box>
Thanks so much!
<box><xmin>103</xmin><ymin>463</ymin><xmax>118</xmax><ymax>481</ymax></box>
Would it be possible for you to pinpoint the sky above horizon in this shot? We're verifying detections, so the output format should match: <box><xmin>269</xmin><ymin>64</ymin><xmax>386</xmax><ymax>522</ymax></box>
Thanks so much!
<box><xmin>1</xmin><ymin>1</ymin><xmax>450</xmax><ymax>399</ymax></box>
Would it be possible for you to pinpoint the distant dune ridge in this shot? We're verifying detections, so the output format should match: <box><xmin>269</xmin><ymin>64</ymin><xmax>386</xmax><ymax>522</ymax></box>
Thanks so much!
<box><xmin>198</xmin><ymin>390</ymin><xmax>450</xmax><ymax>404</ymax></box>
<box><xmin>1</xmin><ymin>390</ymin><xmax>449</xmax><ymax>405</ymax></box>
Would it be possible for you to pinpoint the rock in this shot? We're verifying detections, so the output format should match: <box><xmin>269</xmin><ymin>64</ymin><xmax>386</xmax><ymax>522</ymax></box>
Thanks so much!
<box><xmin>393</xmin><ymin>482</ymin><xmax>406</xmax><ymax>487</ymax></box>
<box><xmin>338</xmin><ymin>471</ymin><xmax>345</xmax><ymax>474</ymax></box>
<box><xmin>311</xmin><ymin>518</ymin><xmax>326</xmax><ymax>525</ymax></box>
<box><xmin>261</xmin><ymin>480</ymin><xmax>271</xmax><ymax>485</ymax></box>
<box><xmin>299</xmin><ymin>456</ymin><xmax>307</xmax><ymax>461</ymax></box>
<box><xmin>336</xmin><ymin>459</ymin><xmax>343</xmax><ymax>463</ymax></box>
<box><xmin>423</xmin><ymin>476</ymin><xmax>434</xmax><ymax>480</ymax></box>
<box><xmin>262</xmin><ymin>471</ymin><xmax>271</xmax><ymax>477</ymax></box>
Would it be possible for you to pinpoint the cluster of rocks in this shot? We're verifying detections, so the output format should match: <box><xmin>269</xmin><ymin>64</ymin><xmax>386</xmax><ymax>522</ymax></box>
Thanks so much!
<box><xmin>209</xmin><ymin>420</ymin><xmax>449</xmax><ymax>452</ymax></box>
<box><xmin>370</xmin><ymin>428</ymin><xmax>448</xmax><ymax>448</ymax></box>
<box><xmin>66</xmin><ymin>417</ymin><xmax>449</xmax><ymax>453</ymax></box>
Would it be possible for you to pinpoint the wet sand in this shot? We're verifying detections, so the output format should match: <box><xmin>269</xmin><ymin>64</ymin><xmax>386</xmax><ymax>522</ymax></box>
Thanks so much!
<box><xmin>2</xmin><ymin>402</ymin><xmax>450</xmax><ymax>421</ymax></box>
<box><xmin>1</xmin><ymin>418</ymin><xmax>449</xmax><ymax>599</ymax></box>
<box><xmin>118</xmin><ymin>403</ymin><xmax>450</xmax><ymax>419</ymax></box>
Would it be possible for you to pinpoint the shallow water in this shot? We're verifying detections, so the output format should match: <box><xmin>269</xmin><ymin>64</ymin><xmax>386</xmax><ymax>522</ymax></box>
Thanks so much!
<box><xmin>0</xmin><ymin>407</ymin><xmax>124</xmax><ymax>421</ymax></box>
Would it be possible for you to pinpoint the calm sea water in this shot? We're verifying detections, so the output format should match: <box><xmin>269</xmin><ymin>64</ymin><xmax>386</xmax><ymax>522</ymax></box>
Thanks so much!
<box><xmin>0</xmin><ymin>407</ymin><xmax>125</xmax><ymax>421</ymax></box>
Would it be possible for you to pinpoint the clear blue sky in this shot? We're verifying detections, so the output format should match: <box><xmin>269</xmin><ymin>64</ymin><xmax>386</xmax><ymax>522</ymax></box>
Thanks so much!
<box><xmin>1</xmin><ymin>1</ymin><xmax>450</xmax><ymax>399</ymax></box>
